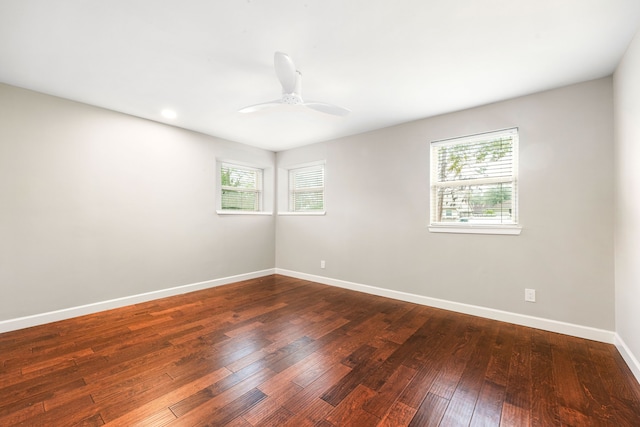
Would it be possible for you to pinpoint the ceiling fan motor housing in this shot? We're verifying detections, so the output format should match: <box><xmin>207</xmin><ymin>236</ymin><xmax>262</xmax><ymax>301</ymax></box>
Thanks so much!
<box><xmin>282</xmin><ymin>93</ymin><xmax>303</xmax><ymax>104</ymax></box>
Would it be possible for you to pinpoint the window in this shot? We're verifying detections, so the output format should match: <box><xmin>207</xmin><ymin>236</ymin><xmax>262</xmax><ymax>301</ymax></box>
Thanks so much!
<box><xmin>219</xmin><ymin>162</ymin><xmax>262</xmax><ymax>212</ymax></box>
<box><xmin>289</xmin><ymin>164</ymin><xmax>325</xmax><ymax>212</ymax></box>
<box><xmin>430</xmin><ymin>128</ymin><xmax>520</xmax><ymax>234</ymax></box>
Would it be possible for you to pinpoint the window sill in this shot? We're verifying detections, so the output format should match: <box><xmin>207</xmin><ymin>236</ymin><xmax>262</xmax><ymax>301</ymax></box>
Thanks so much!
<box><xmin>278</xmin><ymin>211</ymin><xmax>326</xmax><ymax>216</ymax></box>
<box><xmin>216</xmin><ymin>210</ymin><xmax>273</xmax><ymax>216</ymax></box>
<box><xmin>428</xmin><ymin>224</ymin><xmax>522</xmax><ymax>235</ymax></box>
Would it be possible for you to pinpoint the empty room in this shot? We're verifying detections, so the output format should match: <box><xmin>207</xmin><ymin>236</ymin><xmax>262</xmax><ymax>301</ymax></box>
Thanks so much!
<box><xmin>1</xmin><ymin>1</ymin><xmax>640</xmax><ymax>426</ymax></box>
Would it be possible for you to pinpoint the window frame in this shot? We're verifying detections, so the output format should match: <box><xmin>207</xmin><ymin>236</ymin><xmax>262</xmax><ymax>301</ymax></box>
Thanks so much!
<box><xmin>429</xmin><ymin>128</ymin><xmax>522</xmax><ymax>235</ymax></box>
<box><xmin>278</xmin><ymin>161</ymin><xmax>326</xmax><ymax>216</ymax></box>
<box><xmin>216</xmin><ymin>161</ymin><xmax>272</xmax><ymax>215</ymax></box>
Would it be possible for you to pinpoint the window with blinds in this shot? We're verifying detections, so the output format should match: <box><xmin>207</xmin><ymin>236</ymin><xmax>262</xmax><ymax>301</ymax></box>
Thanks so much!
<box><xmin>430</xmin><ymin>128</ymin><xmax>518</xmax><ymax>227</ymax></box>
<box><xmin>220</xmin><ymin>163</ymin><xmax>262</xmax><ymax>211</ymax></box>
<box><xmin>289</xmin><ymin>164</ymin><xmax>324</xmax><ymax>212</ymax></box>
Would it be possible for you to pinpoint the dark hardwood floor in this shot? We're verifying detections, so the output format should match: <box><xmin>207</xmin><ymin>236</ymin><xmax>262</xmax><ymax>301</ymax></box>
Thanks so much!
<box><xmin>1</xmin><ymin>275</ymin><xmax>639</xmax><ymax>426</ymax></box>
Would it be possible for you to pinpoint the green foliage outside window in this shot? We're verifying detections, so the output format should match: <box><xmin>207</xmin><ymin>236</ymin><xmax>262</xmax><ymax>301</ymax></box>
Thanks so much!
<box><xmin>432</xmin><ymin>129</ymin><xmax>517</xmax><ymax>225</ymax></box>
<box><xmin>221</xmin><ymin>164</ymin><xmax>261</xmax><ymax>211</ymax></box>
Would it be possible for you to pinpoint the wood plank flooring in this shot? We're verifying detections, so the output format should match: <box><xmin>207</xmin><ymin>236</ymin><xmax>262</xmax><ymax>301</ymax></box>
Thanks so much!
<box><xmin>1</xmin><ymin>274</ymin><xmax>639</xmax><ymax>426</ymax></box>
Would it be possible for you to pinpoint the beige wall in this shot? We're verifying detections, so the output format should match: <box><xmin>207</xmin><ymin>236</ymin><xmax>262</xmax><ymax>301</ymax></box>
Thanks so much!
<box><xmin>614</xmin><ymin>29</ymin><xmax>640</xmax><ymax>369</ymax></box>
<box><xmin>276</xmin><ymin>78</ymin><xmax>615</xmax><ymax>330</ymax></box>
<box><xmin>0</xmin><ymin>77</ymin><xmax>619</xmax><ymax>336</ymax></box>
<box><xmin>0</xmin><ymin>83</ymin><xmax>275</xmax><ymax>321</ymax></box>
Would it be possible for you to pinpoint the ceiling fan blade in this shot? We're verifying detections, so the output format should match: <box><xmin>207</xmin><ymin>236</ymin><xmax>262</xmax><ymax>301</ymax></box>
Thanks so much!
<box><xmin>242</xmin><ymin>52</ymin><xmax>350</xmax><ymax>117</ymax></box>
<box><xmin>304</xmin><ymin>102</ymin><xmax>351</xmax><ymax>116</ymax></box>
<box><xmin>238</xmin><ymin>100</ymin><xmax>282</xmax><ymax>113</ymax></box>
<box><xmin>274</xmin><ymin>52</ymin><xmax>297</xmax><ymax>93</ymax></box>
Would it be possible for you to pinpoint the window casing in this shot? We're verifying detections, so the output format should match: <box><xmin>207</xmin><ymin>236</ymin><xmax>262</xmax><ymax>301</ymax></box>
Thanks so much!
<box><xmin>220</xmin><ymin>163</ymin><xmax>263</xmax><ymax>212</ymax></box>
<box><xmin>289</xmin><ymin>164</ymin><xmax>325</xmax><ymax>212</ymax></box>
<box><xmin>430</xmin><ymin>128</ymin><xmax>520</xmax><ymax>234</ymax></box>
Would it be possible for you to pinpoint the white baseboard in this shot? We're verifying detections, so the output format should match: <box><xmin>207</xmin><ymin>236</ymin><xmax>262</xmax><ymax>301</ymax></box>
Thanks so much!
<box><xmin>615</xmin><ymin>334</ymin><xmax>640</xmax><ymax>384</ymax></box>
<box><xmin>276</xmin><ymin>268</ymin><xmax>616</xmax><ymax>344</ymax></box>
<box><xmin>0</xmin><ymin>268</ymin><xmax>276</xmax><ymax>334</ymax></box>
<box><xmin>0</xmin><ymin>267</ymin><xmax>622</xmax><ymax>352</ymax></box>
<box><xmin>3</xmin><ymin>268</ymin><xmax>634</xmax><ymax>383</ymax></box>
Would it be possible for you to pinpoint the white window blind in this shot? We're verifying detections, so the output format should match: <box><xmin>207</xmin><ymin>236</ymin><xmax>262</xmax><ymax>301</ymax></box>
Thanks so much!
<box><xmin>220</xmin><ymin>163</ymin><xmax>262</xmax><ymax>211</ymax></box>
<box><xmin>430</xmin><ymin>128</ymin><xmax>518</xmax><ymax>226</ymax></box>
<box><xmin>289</xmin><ymin>164</ymin><xmax>324</xmax><ymax>212</ymax></box>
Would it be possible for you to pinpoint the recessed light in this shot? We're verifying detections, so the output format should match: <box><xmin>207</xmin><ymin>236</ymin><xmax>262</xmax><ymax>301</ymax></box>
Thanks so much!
<box><xmin>161</xmin><ymin>109</ymin><xmax>177</xmax><ymax>119</ymax></box>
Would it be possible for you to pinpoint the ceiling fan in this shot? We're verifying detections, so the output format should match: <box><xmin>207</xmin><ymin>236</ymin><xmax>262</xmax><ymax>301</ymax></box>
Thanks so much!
<box><xmin>239</xmin><ymin>52</ymin><xmax>350</xmax><ymax>116</ymax></box>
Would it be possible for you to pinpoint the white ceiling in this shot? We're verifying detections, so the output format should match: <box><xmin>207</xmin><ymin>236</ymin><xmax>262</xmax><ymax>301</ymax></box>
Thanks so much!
<box><xmin>1</xmin><ymin>1</ymin><xmax>639</xmax><ymax>152</ymax></box>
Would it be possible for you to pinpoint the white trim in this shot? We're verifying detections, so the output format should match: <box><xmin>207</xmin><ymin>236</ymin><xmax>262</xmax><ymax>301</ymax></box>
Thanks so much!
<box><xmin>430</xmin><ymin>127</ymin><xmax>519</xmax><ymax>227</ymax></box>
<box><xmin>277</xmin><ymin>159</ymin><xmax>326</xmax><ymax>170</ymax></box>
<box><xmin>275</xmin><ymin>269</ymin><xmax>615</xmax><ymax>344</ymax></box>
<box><xmin>428</xmin><ymin>225</ymin><xmax>522</xmax><ymax>235</ymax></box>
<box><xmin>431</xmin><ymin>127</ymin><xmax>519</xmax><ymax>147</ymax></box>
<box><xmin>277</xmin><ymin>211</ymin><xmax>326</xmax><ymax>216</ymax></box>
<box><xmin>216</xmin><ymin>159</ymin><xmax>274</xmax><ymax>214</ymax></box>
<box><xmin>2</xmin><ymin>267</ymin><xmax>624</xmax><ymax>366</ymax></box>
<box><xmin>0</xmin><ymin>269</ymin><xmax>276</xmax><ymax>334</ymax></box>
<box><xmin>288</xmin><ymin>164</ymin><xmax>325</xmax><ymax>213</ymax></box>
<box><xmin>431</xmin><ymin>176</ymin><xmax>513</xmax><ymax>188</ymax></box>
<box><xmin>216</xmin><ymin>210</ymin><xmax>273</xmax><ymax>216</ymax></box>
<box><xmin>277</xmin><ymin>160</ymin><xmax>326</xmax><ymax>215</ymax></box>
<box><xmin>615</xmin><ymin>333</ymin><xmax>640</xmax><ymax>384</ymax></box>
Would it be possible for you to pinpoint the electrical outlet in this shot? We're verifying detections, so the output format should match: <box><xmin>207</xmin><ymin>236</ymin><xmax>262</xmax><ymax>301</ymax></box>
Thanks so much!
<box><xmin>525</xmin><ymin>288</ymin><xmax>536</xmax><ymax>302</ymax></box>
<box><xmin>320</xmin><ymin>260</ymin><xmax>326</xmax><ymax>269</ymax></box>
